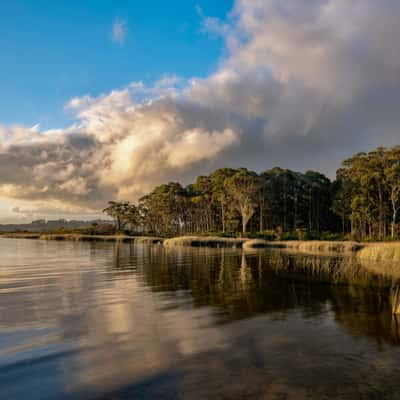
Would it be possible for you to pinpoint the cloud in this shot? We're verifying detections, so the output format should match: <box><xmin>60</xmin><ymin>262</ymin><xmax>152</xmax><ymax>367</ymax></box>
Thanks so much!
<box><xmin>111</xmin><ymin>18</ymin><xmax>127</xmax><ymax>45</ymax></box>
<box><xmin>2</xmin><ymin>0</ymin><xmax>400</xmax><ymax>220</ymax></box>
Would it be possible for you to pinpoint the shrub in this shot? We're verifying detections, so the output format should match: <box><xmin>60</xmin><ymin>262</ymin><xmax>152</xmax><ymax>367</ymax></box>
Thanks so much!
<box><xmin>320</xmin><ymin>232</ymin><xmax>347</xmax><ymax>241</ymax></box>
<box><xmin>279</xmin><ymin>231</ymin><xmax>299</xmax><ymax>241</ymax></box>
<box><xmin>250</xmin><ymin>230</ymin><xmax>277</xmax><ymax>241</ymax></box>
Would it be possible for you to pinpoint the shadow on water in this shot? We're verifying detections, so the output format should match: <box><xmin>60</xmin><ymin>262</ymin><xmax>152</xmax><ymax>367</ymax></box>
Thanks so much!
<box><xmin>111</xmin><ymin>244</ymin><xmax>400</xmax><ymax>342</ymax></box>
<box><xmin>2</xmin><ymin>239</ymin><xmax>400</xmax><ymax>399</ymax></box>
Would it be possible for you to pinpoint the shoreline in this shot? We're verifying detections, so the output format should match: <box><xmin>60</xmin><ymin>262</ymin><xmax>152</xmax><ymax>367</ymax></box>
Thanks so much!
<box><xmin>2</xmin><ymin>233</ymin><xmax>400</xmax><ymax>263</ymax></box>
<box><xmin>0</xmin><ymin>233</ymin><xmax>164</xmax><ymax>244</ymax></box>
<box><xmin>0</xmin><ymin>233</ymin><xmax>365</xmax><ymax>250</ymax></box>
<box><xmin>3</xmin><ymin>234</ymin><xmax>400</xmax><ymax>277</ymax></box>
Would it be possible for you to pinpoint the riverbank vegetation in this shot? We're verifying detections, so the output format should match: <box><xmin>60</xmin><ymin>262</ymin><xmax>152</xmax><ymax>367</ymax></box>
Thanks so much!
<box><xmin>103</xmin><ymin>146</ymin><xmax>400</xmax><ymax>241</ymax></box>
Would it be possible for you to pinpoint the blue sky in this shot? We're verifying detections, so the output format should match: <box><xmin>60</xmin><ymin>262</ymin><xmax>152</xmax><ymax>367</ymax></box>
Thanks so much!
<box><xmin>0</xmin><ymin>0</ymin><xmax>232</xmax><ymax>129</ymax></box>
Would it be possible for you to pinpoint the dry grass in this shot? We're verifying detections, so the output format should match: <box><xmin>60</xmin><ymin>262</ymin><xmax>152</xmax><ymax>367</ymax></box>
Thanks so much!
<box><xmin>135</xmin><ymin>237</ymin><xmax>164</xmax><ymax>244</ymax></box>
<box><xmin>1</xmin><ymin>233</ymin><xmax>41</xmax><ymax>239</ymax></box>
<box><xmin>358</xmin><ymin>242</ymin><xmax>400</xmax><ymax>262</ymax></box>
<box><xmin>0</xmin><ymin>233</ymin><xmax>164</xmax><ymax>244</ymax></box>
<box><xmin>165</xmin><ymin>238</ymin><xmax>364</xmax><ymax>253</ymax></box>
<box><xmin>275</xmin><ymin>240</ymin><xmax>363</xmax><ymax>253</ymax></box>
<box><xmin>163</xmin><ymin>236</ymin><xmax>246</xmax><ymax>248</ymax></box>
<box><xmin>242</xmin><ymin>239</ymin><xmax>271</xmax><ymax>250</ymax></box>
<box><xmin>38</xmin><ymin>234</ymin><xmax>135</xmax><ymax>242</ymax></box>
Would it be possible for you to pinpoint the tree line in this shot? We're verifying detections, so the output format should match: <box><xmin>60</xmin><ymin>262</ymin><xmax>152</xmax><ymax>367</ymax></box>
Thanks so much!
<box><xmin>103</xmin><ymin>146</ymin><xmax>400</xmax><ymax>241</ymax></box>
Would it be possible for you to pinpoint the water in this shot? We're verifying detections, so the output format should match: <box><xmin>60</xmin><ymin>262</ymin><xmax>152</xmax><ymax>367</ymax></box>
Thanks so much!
<box><xmin>1</xmin><ymin>238</ymin><xmax>400</xmax><ymax>399</ymax></box>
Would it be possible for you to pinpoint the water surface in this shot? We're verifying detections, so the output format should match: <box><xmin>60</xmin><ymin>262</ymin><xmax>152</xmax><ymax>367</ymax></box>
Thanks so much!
<box><xmin>1</xmin><ymin>238</ymin><xmax>400</xmax><ymax>399</ymax></box>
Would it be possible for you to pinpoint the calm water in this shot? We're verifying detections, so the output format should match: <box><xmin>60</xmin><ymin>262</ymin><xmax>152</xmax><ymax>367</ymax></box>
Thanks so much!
<box><xmin>1</xmin><ymin>238</ymin><xmax>400</xmax><ymax>399</ymax></box>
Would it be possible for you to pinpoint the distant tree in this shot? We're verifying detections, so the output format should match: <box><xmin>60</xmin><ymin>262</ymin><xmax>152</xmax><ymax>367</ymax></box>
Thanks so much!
<box><xmin>103</xmin><ymin>201</ymin><xmax>138</xmax><ymax>231</ymax></box>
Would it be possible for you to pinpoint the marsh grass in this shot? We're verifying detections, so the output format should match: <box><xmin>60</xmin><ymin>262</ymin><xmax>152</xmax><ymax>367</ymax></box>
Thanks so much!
<box><xmin>276</xmin><ymin>241</ymin><xmax>363</xmax><ymax>253</ymax></box>
<box><xmin>1</xmin><ymin>233</ymin><xmax>164</xmax><ymax>243</ymax></box>
<box><xmin>163</xmin><ymin>236</ymin><xmax>246</xmax><ymax>248</ymax></box>
<box><xmin>358</xmin><ymin>242</ymin><xmax>400</xmax><ymax>262</ymax></box>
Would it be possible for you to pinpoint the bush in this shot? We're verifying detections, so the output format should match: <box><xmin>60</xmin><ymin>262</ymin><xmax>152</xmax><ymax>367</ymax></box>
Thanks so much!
<box><xmin>279</xmin><ymin>231</ymin><xmax>300</xmax><ymax>241</ymax></box>
<box><xmin>320</xmin><ymin>232</ymin><xmax>347</xmax><ymax>241</ymax></box>
<box><xmin>249</xmin><ymin>230</ymin><xmax>277</xmax><ymax>241</ymax></box>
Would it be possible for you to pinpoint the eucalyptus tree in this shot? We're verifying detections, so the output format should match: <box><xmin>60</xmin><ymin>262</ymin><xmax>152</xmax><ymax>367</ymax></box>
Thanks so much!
<box><xmin>103</xmin><ymin>201</ymin><xmax>138</xmax><ymax>231</ymax></box>
<box><xmin>225</xmin><ymin>169</ymin><xmax>261</xmax><ymax>234</ymax></box>
<box><xmin>139</xmin><ymin>182</ymin><xmax>187</xmax><ymax>235</ymax></box>
<box><xmin>209</xmin><ymin>168</ymin><xmax>237</xmax><ymax>233</ymax></box>
<box><xmin>332</xmin><ymin>176</ymin><xmax>352</xmax><ymax>235</ymax></box>
<box><xmin>336</xmin><ymin>146</ymin><xmax>400</xmax><ymax>239</ymax></box>
<box><xmin>384</xmin><ymin>146</ymin><xmax>400</xmax><ymax>237</ymax></box>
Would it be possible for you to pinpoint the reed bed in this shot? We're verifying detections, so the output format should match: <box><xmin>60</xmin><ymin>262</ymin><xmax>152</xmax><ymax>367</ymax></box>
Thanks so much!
<box><xmin>163</xmin><ymin>236</ymin><xmax>246</xmax><ymax>248</ymax></box>
<box><xmin>242</xmin><ymin>239</ymin><xmax>272</xmax><ymax>250</ymax></box>
<box><xmin>276</xmin><ymin>240</ymin><xmax>363</xmax><ymax>253</ymax></box>
<box><xmin>1</xmin><ymin>233</ymin><xmax>41</xmax><ymax>239</ymax></box>
<box><xmin>358</xmin><ymin>242</ymin><xmax>400</xmax><ymax>263</ymax></box>
<box><xmin>1</xmin><ymin>233</ymin><xmax>164</xmax><ymax>243</ymax></box>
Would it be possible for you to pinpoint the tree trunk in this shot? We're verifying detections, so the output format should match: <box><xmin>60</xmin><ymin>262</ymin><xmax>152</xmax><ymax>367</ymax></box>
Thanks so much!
<box><xmin>378</xmin><ymin>186</ymin><xmax>384</xmax><ymax>239</ymax></box>
<box><xmin>242</xmin><ymin>216</ymin><xmax>247</xmax><ymax>234</ymax></box>
<box><xmin>392</xmin><ymin>202</ymin><xmax>397</xmax><ymax>238</ymax></box>
<box><xmin>341</xmin><ymin>212</ymin><xmax>345</xmax><ymax>235</ymax></box>
<box><xmin>221</xmin><ymin>201</ymin><xmax>226</xmax><ymax>233</ymax></box>
<box><xmin>259</xmin><ymin>199</ymin><xmax>264</xmax><ymax>233</ymax></box>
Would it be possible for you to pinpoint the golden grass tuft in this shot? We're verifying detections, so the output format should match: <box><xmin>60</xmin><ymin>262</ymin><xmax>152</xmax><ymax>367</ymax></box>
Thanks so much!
<box><xmin>163</xmin><ymin>236</ymin><xmax>246</xmax><ymax>248</ymax></box>
<box><xmin>242</xmin><ymin>239</ymin><xmax>271</xmax><ymax>250</ymax></box>
<box><xmin>1</xmin><ymin>233</ymin><xmax>165</xmax><ymax>244</ymax></box>
<box><xmin>358</xmin><ymin>242</ymin><xmax>400</xmax><ymax>263</ymax></box>
<box><xmin>276</xmin><ymin>240</ymin><xmax>363</xmax><ymax>253</ymax></box>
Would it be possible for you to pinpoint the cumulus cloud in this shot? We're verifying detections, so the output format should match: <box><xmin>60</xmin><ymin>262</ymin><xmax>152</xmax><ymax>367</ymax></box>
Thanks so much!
<box><xmin>111</xmin><ymin>18</ymin><xmax>127</xmax><ymax>45</ymax></box>
<box><xmin>2</xmin><ymin>0</ymin><xmax>400</xmax><ymax>220</ymax></box>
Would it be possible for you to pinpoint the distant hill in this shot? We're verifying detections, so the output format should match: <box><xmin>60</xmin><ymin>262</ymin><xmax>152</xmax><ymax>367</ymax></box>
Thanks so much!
<box><xmin>0</xmin><ymin>219</ymin><xmax>113</xmax><ymax>233</ymax></box>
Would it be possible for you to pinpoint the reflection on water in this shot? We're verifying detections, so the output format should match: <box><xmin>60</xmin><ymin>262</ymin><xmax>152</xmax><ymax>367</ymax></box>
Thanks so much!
<box><xmin>1</xmin><ymin>238</ymin><xmax>400</xmax><ymax>399</ymax></box>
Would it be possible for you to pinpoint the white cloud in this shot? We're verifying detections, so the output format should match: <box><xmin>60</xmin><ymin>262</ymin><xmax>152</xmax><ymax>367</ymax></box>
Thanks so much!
<box><xmin>112</xmin><ymin>18</ymin><xmax>127</xmax><ymax>45</ymax></box>
<box><xmin>2</xmin><ymin>0</ymin><xmax>400</xmax><ymax>221</ymax></box>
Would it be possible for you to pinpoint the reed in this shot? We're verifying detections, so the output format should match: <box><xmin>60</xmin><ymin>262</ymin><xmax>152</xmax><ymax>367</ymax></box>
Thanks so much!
<box><xmin>391</xmin><ymin>286</ymin><xmax>400</xmax><ymax>314</ymax></box>
<box><xmin>163</xmin><ymin>236</ymin><xmax>246</xmax><ymax>248</ymax></box>
<box><xmin>358</xmin><ymin>242</ymin><xmax>400</xmax><ymax>263</ymax></box>
<box><xmin>1</xmin><ymin>233</ymin><xmax>164</xmax><ymax>243</ymax></box>
<box><xmin>242</xmin><ymin>239</ymin><xmax>271</xmax><ymax>250</ymax></box>
<box><xmin>275</xmin><ymin>240</ymin><xmax>363</xmax><ymax>253</ymax></box>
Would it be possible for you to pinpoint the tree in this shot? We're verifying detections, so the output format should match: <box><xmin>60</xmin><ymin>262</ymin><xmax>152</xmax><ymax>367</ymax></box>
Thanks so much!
<box><xmin>384</xmin><ymin>146</ymin><xmax>400</xmax><ymax>238</ymax></box>
<box><xmin>209</xmin><ymin>168</ymin><xmax>236</xmax><ymax>233</ymax></box>
<box><xmin>103</xmin><ymin>145</ymin><xmax>400</xmax><ymax>239</ymax></box>
<box><xmin>225</xmin><ymin>169</ymin><xmax>260</xmax><ymax>234</ymax></box>
<box><xmin>332</xmin><ymin>176</ymin><xmax>352</xmax><ymax>235</ymax></box>
<box><xmin>103</xmin><ymin>201</ymin><xmax>138</xmax><ymax>231</ymax></box>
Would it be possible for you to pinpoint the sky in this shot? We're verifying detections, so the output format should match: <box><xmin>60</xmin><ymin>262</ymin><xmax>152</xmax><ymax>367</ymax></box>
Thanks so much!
<box><xmin>0</xmin><ymin>0</ymin><xmax>231</xmax><ymax>128</ymax></box>
<box><xmin>1</xmin><ymin>0</ymin><xmax>400</xmax><ymax>223</ymax></box>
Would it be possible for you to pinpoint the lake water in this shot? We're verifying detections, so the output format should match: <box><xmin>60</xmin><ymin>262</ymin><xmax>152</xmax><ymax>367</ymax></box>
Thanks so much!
<box><xmin>1</xmin><ymin>238</ymin><xmax>400</xmax><ymax>399</ymax></box>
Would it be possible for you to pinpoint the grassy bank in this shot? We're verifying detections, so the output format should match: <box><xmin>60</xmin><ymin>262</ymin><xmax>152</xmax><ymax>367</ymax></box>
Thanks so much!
<box><xmin>0</xmin><ymin>233</ymin><xmax>164</xmax><ymax>244</ymax></box>
<box><xmin>164</xmin><ymin>237</ymin><xmax>362</xmax><ymax>252</ymax></box>
<box><xmin>163</xmin><ymin>236</ymin><xmax>246</xmax><ymax>248</ymax></box>
<box><xmin>3</xmin><ymin>233</ymin><xmax>400</xmax><ymax>262</ymax></box>
<box><xmin>357</xmin><ymin>242</ymin><xmax>400</xmax><ymax>263</ymax></box>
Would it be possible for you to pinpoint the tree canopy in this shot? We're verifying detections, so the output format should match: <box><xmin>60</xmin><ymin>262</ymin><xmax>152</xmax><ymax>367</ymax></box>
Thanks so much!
<box><xmin>103</xmin><ymin>146</ymin><xmax>400</xmax><ymax>240</ymax></box>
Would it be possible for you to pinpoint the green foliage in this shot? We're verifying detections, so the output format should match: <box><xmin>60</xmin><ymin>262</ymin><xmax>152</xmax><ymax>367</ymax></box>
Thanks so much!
<box><xmin>335</xmin><ymin>146</ymin><xmax>400</xmax><ymax>240</ymax></box>
<box><xmin>102</xmin><ymin>145</ymin><xmax>400</xmax><ymax>241</ymax></box>
<box><xmin>249</xmin><ymin>230</ymin><xmax>278</xmax><ymax>241</ymax></box>
<box><xmin>279</xmin><ymin>231</ymin><xmax>300</xmax><ymax>241</ymax></box>
<box><xmin>320</xmin><ymin>232</ymin><xmax>347</xmax><ymax>241</ymax></box>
